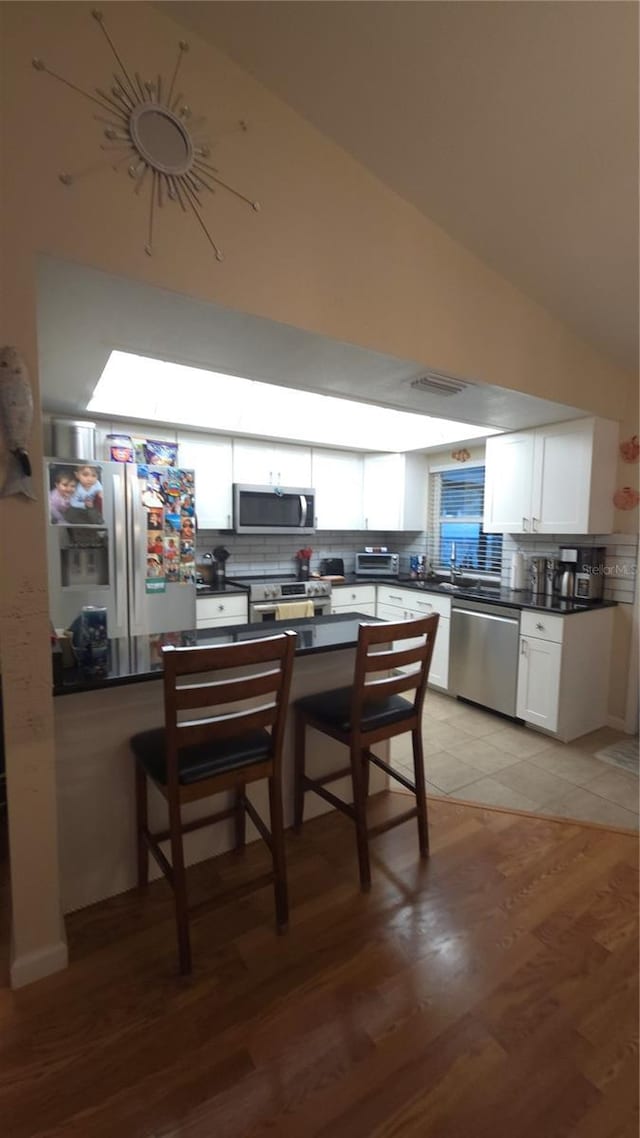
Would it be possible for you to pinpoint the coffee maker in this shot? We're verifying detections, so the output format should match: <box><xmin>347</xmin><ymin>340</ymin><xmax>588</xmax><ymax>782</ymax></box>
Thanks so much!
<box><xmin>559</xmin><ymin>547</ymin><xmax>606</xmax><ymax>601</ymax></box>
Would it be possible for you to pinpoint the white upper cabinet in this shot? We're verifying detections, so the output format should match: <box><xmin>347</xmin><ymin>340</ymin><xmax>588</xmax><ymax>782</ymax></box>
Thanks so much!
<box><xmin>177</xmin><ymin>431</ymin><xmax>233</xmax><ymax>529</ymax></box>
<box><xmin>232</xmin><ymin>439</ymin><xmax>312</xmax><ymax>488</ymax></box>
<box><xmin>484</xmin><ymin>417</ymin><xmax>618</xmax><ymax>534</ymax></box>
<box><xmin>362</xmin><ymin>452</ymin><xmax>427</xmax><ymax>531</ymax></box>
<box><xmin>312</xmin><ymin>448</ymin><xmax>363</xmax><ymax>529</ymax></box>
<box><xmin>483</xmin><ymin>431</ymin><xmax>536</xmax><ymax>533</ymax></box>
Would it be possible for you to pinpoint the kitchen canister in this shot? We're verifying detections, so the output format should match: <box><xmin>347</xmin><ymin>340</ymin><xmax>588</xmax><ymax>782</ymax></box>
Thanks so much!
<box><xmin>52</xmin><ymin>418</ymin><xmax>96</xmax><ymax>461</ymax></box>
<box><xmin>70</xmin><ymin>605</ymin><xmax>109</xmax><ymax>676</ymax></box>
<box><xmin>509</xmin><ymin>551</ymin><xmax>527</xmax><ymax>591</ymax></box>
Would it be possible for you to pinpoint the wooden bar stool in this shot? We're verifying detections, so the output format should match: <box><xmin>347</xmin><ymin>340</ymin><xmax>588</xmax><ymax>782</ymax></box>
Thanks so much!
<box><xmin>130</xmin><ymin>630</ymin><xmax>296</xmax><ymax>974</ymax></box>
<box><xmin>293</xmin><ymin>615</ymin><xmax>439</xmax><ymax>891</ymax></box>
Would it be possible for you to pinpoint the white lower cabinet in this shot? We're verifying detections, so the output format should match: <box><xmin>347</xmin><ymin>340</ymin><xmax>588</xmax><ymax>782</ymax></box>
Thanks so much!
<box><xmin>516</xmin><ymin>607</ymin><xmax>613</xmax><ymax>742</ymax></box>
<box><xmin>516</xmin><ymin>632</ymin><xmax>562</xmax><ymax>731</ymax></box>
<box><xmin>196</xmin><ymin>594</ymin><xmax>248</xmax><ymax>630</ymax></box>
<box><xmin>331</xmin><ymin>584</ymin><xmax>376</xmax><ymax>616</ymax></box>
<box><xmin>376</xmin><ymin>586</ymin><xmax>451</xmax><ymax>690</ymax></box>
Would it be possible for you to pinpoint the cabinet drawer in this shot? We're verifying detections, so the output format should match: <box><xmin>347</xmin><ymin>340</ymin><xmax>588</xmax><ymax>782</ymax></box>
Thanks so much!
<box><xmin>333</xmin><ymin>585</ymin><xmax>376</xmax><ymax>607</ymax></box>
<box><xmin>404</xmin><ymin>593</ymin><xmax>451</xmax><ymax>620</ymax></box>
<box><xmin>520</xmin><ymin>610</ymin><xmax>564</xmax><ymax>643</ymax></box>
<box><xmin>332</xmin><ymin>602</ymin><xmax>376</xmax><ymax>617</ymax></box>
<box><xmin>196</xmin><ymin>595</ymin><xmax>247</xmax><ymax>624</ymax></box>
<box><xmin>377</xmin><ymin>586</ymin><xmax>451</xmax><ymax>620</ymax></box>
<box><xmin>376</xmin><ymin>585</ymin><xmax>408</xmax><ymax>610</ymax></box>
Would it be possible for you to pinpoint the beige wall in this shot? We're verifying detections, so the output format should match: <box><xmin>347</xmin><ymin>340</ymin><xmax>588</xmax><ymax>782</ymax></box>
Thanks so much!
<box><xmin>1</xmin><ymin>1</ymin><xmax>637</xmax><ymax>984</ymax></box>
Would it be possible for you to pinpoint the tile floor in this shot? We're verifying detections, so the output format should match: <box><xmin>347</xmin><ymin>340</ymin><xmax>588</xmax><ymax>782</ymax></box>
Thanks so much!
<box><xmin>391</xmin><ymin>690</ymin><xmax>640</xmax><ymax>830</ymax></box>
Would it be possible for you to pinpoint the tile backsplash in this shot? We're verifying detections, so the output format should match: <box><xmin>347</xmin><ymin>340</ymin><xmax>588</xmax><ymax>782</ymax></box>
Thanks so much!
<box><xmin>196</xmin><ymin>528</ymin><xmax>638</xmax><ymax>605</ymax></box>
<box><xmin>501</xmin><ymin>533</ymin><xmax>638</xmax><ymax>604</ymax></box>
<box><xmin>196</xmin><ymin>530</ymin><xmax>425</xmax><ymax>578</ymax></box>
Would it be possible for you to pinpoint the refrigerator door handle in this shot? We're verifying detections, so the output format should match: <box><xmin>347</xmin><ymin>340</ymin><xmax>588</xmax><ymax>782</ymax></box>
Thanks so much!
<box><xmin>112</xmin><ymin>468</ymin><xmax>128</xmax><ymax>637</ymax></box>
<box><xmin>127</xmin><ymin>466</ymin><xmax>145</xmax><ymax>636</ymax></box>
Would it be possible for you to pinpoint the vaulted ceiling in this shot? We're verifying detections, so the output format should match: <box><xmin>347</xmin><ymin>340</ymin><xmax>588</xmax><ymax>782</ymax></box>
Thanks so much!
<box><xmin>163</xmin><ymin>0</ymin><xmax>638</xmax><ymax>374</ymax></box>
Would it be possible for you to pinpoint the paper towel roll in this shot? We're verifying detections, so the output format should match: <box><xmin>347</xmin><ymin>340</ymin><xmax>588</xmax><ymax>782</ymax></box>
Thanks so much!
<box><xmin>510</xmin><ymin>551</ymin><xmax>526</xmax><ymax>591</ymax></box>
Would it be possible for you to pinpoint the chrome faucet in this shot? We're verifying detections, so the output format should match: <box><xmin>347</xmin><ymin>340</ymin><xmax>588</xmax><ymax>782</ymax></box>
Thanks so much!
<box><xmin>450</xmin><ymin>541</ymin><xmax>463</xmax><ymax>583</ymax></box>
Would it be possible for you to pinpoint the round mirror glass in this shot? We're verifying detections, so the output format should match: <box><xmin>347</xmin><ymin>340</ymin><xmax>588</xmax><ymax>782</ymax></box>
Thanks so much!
<box><xmin>131</xmin><ymin>106</ymin><xmax>192</xmax><ymax>175</ymax></box>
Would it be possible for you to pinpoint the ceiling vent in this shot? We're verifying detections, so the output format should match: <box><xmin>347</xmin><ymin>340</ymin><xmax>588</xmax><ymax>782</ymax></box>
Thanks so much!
<box><xmin>410</xmin><ymin>373</ymin><xmax>470</xmax><ymax>397</ymax></box>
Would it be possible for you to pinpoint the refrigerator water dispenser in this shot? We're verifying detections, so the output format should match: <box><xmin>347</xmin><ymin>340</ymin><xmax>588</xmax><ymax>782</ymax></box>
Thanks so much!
<box><xmin>59</xmin><ymin>532</ymin><xmax>109</xmax><ymax>588</ymax></box>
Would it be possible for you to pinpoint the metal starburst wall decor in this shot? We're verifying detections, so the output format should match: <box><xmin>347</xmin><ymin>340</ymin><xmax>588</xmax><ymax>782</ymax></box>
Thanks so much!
<box><xmin>32</xmin><ymin>9</ymin><xmax>260</xmax><ymax>261</ymax></box>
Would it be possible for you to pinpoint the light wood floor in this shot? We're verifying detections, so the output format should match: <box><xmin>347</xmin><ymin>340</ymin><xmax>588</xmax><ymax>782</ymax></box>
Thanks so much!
<box><xmin>0</xmin><ymin>793</ymin><xmax>638</xmax><ymax>1138</ymax></box>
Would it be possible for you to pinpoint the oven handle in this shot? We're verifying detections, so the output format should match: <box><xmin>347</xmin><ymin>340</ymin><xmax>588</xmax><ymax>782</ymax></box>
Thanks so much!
<box><xmin>251</xmin><ymin>604</ymin><xmax>279</xmax><ymax>614</ymax></box>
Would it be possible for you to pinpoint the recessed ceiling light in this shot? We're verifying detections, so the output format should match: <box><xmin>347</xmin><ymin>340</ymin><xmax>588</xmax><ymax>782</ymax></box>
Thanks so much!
<box><xmin>88</xmin><ymin>350</ymin><xmax>500</xmax><ymax>452</ymax></box>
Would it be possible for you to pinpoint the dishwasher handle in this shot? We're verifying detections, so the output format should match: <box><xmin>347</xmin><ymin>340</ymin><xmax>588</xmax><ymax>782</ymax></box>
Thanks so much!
<box><xmin>452</xmin><ymin>604</ymin><xmax>519</xmax><ymax>626</ymax></box>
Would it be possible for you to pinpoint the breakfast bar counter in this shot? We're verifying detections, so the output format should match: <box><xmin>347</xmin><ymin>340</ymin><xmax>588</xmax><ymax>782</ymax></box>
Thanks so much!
<box><xmin>53</xmin><ymin>612</ymin><xmax>377</xmax><ymax>696</ymax></box>
<box><xmin>54</xmin><ymin>612</ymin><xmax>390</xmax><ymax>914</ymax></box>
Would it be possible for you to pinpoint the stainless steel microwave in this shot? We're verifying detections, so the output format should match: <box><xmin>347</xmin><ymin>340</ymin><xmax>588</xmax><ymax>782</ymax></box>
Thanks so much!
<box><xmin>355</xmin><ymin>551</ymin><xmax>400</xmax><ymax>577</ymax></box>
<box><xmin>233</xmin><ymin>484</ymin><xmax>316</xmax><ymax>534</ymax></box>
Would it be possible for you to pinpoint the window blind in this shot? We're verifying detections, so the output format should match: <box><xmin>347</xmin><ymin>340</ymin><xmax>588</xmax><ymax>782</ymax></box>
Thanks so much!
<box><xmin>427</xmin><ymin>465</ymin><xmax>502</xmax><ymax>575</ymax></box>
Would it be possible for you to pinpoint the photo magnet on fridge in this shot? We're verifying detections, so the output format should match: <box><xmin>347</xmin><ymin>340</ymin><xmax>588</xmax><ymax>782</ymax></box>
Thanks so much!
<box><xmin>48</xmin><ymin>461</ymin><xmax>105</xmax><ymax>526</ymax></box>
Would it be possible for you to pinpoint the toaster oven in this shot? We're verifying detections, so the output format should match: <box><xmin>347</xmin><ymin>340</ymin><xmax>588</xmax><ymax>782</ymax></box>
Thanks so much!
<box><xmin>355</xmin><ymin>551</ymin><xmax>400</xmax><ymax>577</ymax></box>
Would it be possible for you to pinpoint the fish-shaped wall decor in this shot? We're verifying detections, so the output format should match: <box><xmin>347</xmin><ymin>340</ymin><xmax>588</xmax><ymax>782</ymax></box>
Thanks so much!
<box><xmin>0</xmin><ymin>346</ymin><xmax>36</xmax><ymax>500</ymax></box>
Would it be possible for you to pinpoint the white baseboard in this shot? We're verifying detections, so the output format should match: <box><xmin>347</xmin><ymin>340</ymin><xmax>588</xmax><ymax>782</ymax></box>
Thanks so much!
<box><xmin>606</xmin><ymin>715</ymin><xmax>632</xmax><ymax>733</ymax></box>
<box><xmin>10</xmin><ymin>939</ymin><xmax>68</xmax><ymax>989</ymax></box>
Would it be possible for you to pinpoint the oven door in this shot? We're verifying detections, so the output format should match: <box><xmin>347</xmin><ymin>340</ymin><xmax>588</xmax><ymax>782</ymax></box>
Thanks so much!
<box><xmin>250</xmin><ymin>599</ymin><xmax>330</xmax><ymax>623</ymax></box>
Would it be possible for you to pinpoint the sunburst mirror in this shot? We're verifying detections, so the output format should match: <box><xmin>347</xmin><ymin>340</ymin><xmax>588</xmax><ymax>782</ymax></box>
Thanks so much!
<box><xmin>33</xmin><ymin>9</ymin><xmax>260</xmax><ymax>261</ymax></box>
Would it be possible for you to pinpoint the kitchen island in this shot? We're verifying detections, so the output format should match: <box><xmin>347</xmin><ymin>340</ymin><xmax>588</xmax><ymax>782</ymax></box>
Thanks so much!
<box><xmin>53</xmin><ymin>612</ymin><xmax>392</xmax><ymax>913</ymax></box>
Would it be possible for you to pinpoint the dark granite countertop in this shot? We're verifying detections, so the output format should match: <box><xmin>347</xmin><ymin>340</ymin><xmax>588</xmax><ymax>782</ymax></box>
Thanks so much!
<box><xmin>332</xmin><ymin>575</ymin><xmax>616</xmax><ymax>615</ymax></box>
<box><xmin>195</xmin><ymin>584</ymin><xmax>249</xmax><ymax>598</ymax></box>
<box><xmin>53</xmin><ymin>611</ymin><xmax>378</xmax><ymax>697</ymax></box>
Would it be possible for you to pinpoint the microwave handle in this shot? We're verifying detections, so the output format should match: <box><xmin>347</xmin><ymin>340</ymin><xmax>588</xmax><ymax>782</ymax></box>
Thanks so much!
<box><xmin>299</xmin><ymin>494</ymin><xmax>307</xmax><ymax>526</ymax></box>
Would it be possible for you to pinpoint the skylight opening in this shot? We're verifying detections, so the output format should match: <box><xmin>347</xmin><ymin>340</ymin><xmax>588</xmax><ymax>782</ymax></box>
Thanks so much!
<box><xmin>88</xmin><ymin>351</ymin><xmax>501</xmax><ymax>452</ymax></box>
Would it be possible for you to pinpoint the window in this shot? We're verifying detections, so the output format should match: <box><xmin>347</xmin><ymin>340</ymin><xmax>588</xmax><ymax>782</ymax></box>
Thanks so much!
<box><xmin>428</xmin><ymin>465</ymin><xmax>502</xmax><ymax>575</ymax></box>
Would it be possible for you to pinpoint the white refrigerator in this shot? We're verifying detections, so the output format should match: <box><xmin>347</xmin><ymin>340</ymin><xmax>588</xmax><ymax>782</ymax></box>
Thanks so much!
<box><xmin>46</xmin><ymin>459</ymin><xmax>197</xmax><ymax>638</ymax></box>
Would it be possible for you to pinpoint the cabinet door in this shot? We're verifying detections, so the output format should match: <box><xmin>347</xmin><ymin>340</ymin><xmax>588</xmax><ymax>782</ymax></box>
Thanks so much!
<box><xmin>516</xmin><ymin>635</ymin><xmax>561</xmax><ymax>730</ymax></box>
<box><xmin>233</xmin><ymin>439</ymin><xmax>312</xmax><ymax>487</ymax></box>
<box><xmin>483</xmin><ymin>432</ymin><xmax>535</xmax><ymax>533</ymax></box>
<box><xmin>312</xmin><ymin>449</ymin><xmax>363</xmax><ymax>529</ymax></box>
<box><xmin>532</xmin><ymin>420</ymin><xmax>593</xmax><ymax>534</ymax></box>
<box><xmin>363</xmin><ymin>454</ymin><xmax>402</xmax><ymax>530</ymax></box>
<box><xmin>403</xmin><ymin>592</ymin><xmax>450</xmax><ymax>690</ymax></box>
<box><xmin>402</xmin><ymin>453</ymin><xmax>428</xmax><ymax>530</ymax></box>
<box><xmin>177</xmin><ymin>433</ymin><xmax>233</xmax><ymax>529</ymax></box>
<box><xmin>427</xmin><ymin>618</ymin><xmax>450</xmax><ymax>690</ymax></box>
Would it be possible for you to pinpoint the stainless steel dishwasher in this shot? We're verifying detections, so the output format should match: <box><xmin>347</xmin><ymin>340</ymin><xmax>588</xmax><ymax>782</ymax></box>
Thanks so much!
<box><xmin>450</xmin><ymin>598</ymin><xmax>521</xmax><ymax>717</ymax></box>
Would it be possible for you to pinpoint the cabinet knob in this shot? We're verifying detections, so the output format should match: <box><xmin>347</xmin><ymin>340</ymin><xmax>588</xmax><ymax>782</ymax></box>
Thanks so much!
<box><xmin>536</xmin><ymin>622</ymin><xmax>544</xmax><ymax>630</ymax></box>
<box><xmin>522</xmin><ymin>517</ymin><xmax>529</xmax><ymax>531</ymax></box>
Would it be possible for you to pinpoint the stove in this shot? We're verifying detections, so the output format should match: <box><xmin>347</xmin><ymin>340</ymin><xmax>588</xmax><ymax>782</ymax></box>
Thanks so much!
<box><xmin>230</xmin><ymin>576</ymin><xmax>332</xmax><ymax>622</ymax></box>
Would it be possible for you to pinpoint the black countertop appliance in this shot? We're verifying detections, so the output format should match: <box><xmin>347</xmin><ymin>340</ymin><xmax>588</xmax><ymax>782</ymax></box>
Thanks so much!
<box><xmin>320</xmin><ymin>558</ymin><xmax>345</xmax><ymax>576</ymax></box>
